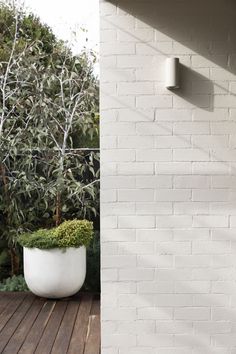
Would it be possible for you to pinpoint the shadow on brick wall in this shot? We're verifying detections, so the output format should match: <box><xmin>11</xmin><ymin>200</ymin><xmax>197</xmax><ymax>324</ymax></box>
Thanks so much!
<box><xmin>106</xmin><ymin>0</ymin><xmax>236</xmax><ymax>111</ymax></box>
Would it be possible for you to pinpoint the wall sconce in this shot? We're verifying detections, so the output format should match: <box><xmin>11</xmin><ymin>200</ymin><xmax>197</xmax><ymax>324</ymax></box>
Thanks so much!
<box><xmin>165</xmin><ymin>57</ymin><xmax>180</xmax><ymax>90</ymax></box>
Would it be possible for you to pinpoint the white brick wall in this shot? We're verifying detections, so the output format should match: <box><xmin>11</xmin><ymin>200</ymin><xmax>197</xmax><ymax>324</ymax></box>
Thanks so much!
<box><xmin>100</xmin><ymin>0</ymin><xmax>236</xmax><ymax>352</ymax></box>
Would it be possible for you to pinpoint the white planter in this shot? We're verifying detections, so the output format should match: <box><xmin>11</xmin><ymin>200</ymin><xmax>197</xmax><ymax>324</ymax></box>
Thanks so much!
<box><xmin>23</xmin><ymin>246</ymin><xmax>86</xmax><ymax>299</ymax></box>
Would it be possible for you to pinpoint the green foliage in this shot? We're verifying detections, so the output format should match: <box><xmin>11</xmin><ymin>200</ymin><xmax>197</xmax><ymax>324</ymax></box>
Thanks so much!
<box><xmin>18</xmin><ymin>219</ymin><xmax>94</xmax><ymax>249</ymax></box>
<box><xmin>0</xmin><ymin>2</ymin><xmax>100</xmax><ymax>292</ymax></box>
<box><xmin>0</xmin><ymin>274</ymin><xmax>29</xmax><ymax>291</ymax></box>
<box><xmin>83</xmin><ymin>230</ymin><xmax>100</xmax><ymax>292</ymax></box>
<box><xmin>0</xmin><ymin>243</ymin><xmax>11</xmax><ymax>281</ymax></box>
<box><xmin>55</xmin><ymin>219</ymin><xmax>93</xmax><ymax>248</ymax></box>
<box><xmin>0</xmin><ymin>2</ymin><xmax>100</xmax><ymax>247</ymax></box>
<box><xmin>18</xmin><ymin>229</ymin><xmax>58</xmax><ymax>249</ymax></box>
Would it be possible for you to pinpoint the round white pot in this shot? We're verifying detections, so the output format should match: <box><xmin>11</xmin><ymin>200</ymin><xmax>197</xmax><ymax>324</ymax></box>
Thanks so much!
<box><xmin>23</xmin><ymin>246</ymin><xmax>86</xmax><ymax>299</ymax></box>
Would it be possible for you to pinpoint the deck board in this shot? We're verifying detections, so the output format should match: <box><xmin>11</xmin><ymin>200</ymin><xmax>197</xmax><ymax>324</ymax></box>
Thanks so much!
<box><xmin>0</xmin><ymin>292</ymin><xmax>100</xmax><ymax>354</ymax></box>
<box><xmin>67</xmin><ymin>293</ymin><xmax>93</xmax><ymax>354</ymax></box>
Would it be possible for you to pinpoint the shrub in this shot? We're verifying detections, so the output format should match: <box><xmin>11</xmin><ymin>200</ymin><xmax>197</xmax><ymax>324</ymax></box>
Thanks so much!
<box><xmin>0</xmin><ymin>275</ymin><xmax>29</xmax><ymax>292</ymax></box>
<box><xmin>18</xmin><ymin>219</ymin><xmax>93</xmax><ymax>249</ymax></box>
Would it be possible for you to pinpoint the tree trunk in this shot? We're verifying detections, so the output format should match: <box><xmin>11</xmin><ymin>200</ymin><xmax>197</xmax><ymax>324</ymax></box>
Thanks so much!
<box><xmin>55</xmin><ymin>192</ymin><xmax>62</xmax><ymax>226</ymax></box>
<box><xmin>9</xmin><ymin>247</ymin><xmax>20</xmax><ymax>276</ymax></box>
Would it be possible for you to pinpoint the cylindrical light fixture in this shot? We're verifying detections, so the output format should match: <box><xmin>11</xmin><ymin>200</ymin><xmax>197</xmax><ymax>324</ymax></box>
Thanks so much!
<box><xmin>165</xmin><ymin>57</ymin><xmax>180</xmax><ymax>89</ymax></box>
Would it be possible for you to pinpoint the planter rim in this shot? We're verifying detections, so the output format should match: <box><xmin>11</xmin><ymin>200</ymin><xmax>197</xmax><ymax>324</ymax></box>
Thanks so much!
<box><xmin>23</xmin><ymin>245</ymin><xmax>86</xmax><ymax>251</ymax></box>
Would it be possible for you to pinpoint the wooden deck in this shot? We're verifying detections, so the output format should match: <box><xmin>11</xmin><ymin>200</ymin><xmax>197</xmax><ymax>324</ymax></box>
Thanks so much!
<box><xmin>0</xmin><ymin>292</ymin><xmax>100</xmax><ymax>354</ymax></box>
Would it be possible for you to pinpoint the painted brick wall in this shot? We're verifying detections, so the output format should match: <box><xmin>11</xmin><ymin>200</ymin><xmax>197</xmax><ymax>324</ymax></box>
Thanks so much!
<box><xmin>100</xmin><ymin>0</ymin><xmax>236</xmax><ymax>353</ymax></box>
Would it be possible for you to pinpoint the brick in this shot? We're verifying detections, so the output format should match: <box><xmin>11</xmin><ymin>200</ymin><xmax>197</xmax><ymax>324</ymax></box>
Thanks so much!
<box><xmin>174</xmin><ymin>176</ymin><xmax>210</xmax><ymax>189</ymax></box>
<box><xmin>118</xmin><ymin>216</ymin><xmax>155</xmax><ymax>228</ymax></box>
<box><xmin>173</xmin><ymin>229</ymin><xmax>210</xmax><ymax>241</ymax></box>
<box><xmin>101</xmin><ymin>15</ymin><xmax>135</xmax><ymax>30</ymax></box>
<box><xmin>192</xmin><ymin>189</ymin><xmax>229</xmax><ymax>201</ymax></box>
<box><xmin>118</xmin><ymin>82</ymin><xmax>154</xmax><ymax>95</ymax></box>
<box><xmin>117</xmin><ymin>320</ymin><xmax>156</xmax><ymax>334</ymax></box>
<box><xmin>118</xmin><ymin>189</ymin><xmax>154</xmax><ymax>202</ymax></box>
<box><xmin>119</xmin><ymin>268</ymin><xmax>154</xmax><ymax>281</ymax></box>
<box><xmin>192</xmin><ymin>135</ymin><xmax>228</xmax><ymax>148</ymax></box>
<box><xmin>101</xmin><ymin>189</ymin><xmax>117</xmax><ymax>202</ymax></box>
<box><xmin>192</xmin><ymin>55</ymin><xmax>227</xmax><ymax>68</ymax></box>
<box><xmin>138</xmin><ymin>281</ymin><xmax>174</xmax><ymax>293</ymax></box>
<box><xmin>102</xmin><ymin>149</ymin><xmax>135</xmax><ymax>162</ymax></box>
<box><xmin>100</xmin><ymin>2</ymin><xmax>117</xmax><ymax>15</ymax></box>
<box><xmin>173</xmin><ymin>148</ymin><xmax>209</xmax><ymax>161</ymax></box>
<box><xmin>118</xmin><ymin>242</ymin><xmax>155</xmax><ymax>255</ymax></box>
<box><xmin>103</xmin><ymin>229</ymin><xmax>136</xmax><ymax>242</ymax></box>
<box><xmin>102</xmin><ymin>307</ymin><xmax>136</xmax><ymax>321</ymax></box>
<box><xmin>136</xmin><ymin>122</ymin><xmax>173</xmax><ymax>135</ymax></box>
<box><xmin>174</xmin><ymin>122</ymin><xmax>210</xmax><ymax>135</ymax></box>
<box><xmin>156</xmin><ymin>162</ymin><xmax>192</xmax><ymax>174</ymax></box>
<box><xmin>102</xmin><ymin>176</ymin><xmax>136</xmax><ymax>189</ymax></box>
<box><xmin>137</xmin><ymin>307</ymin><xmax>173</xmax><ymax>320</ymax></box>
<box><xmin>118</xmin><ymin>108</ymin><xmax>154</xmax><ymax>122</ymax></box>
<box><xmin>136</xmin><ymin>229</ymin><xmax>173</xmax><ymax>241</ymax></box>
<box><xmin>212</xmin><ymin>176</ymin><xmax>236</xmax><ymax>188</ymax></box>
<box><xmin>136</xmin><ymin>202</ymin><xmax>172</xmax><ymax>215</ymax></box>
<box><xmin>156</xmin><ymin>215</ymin><xmax>192</xmax><ymax>228</ymax></box>
<box><xmin>101</xmin><ymin>216</ymin><xmax>117</xmax><ymax>228</ymax></box>
<box><xmin>101</xmin><ymin>202</ymin><xmax>135</xmax><ymax>216</ymax></box>
<box><xmin>155</xmin><ymin>109</ymin><xmax>192</xmax><ymax>121</ymax></box>
<box><xmin>193</xmin><ymin>215</ymin><xmax>228</xmax><ymax>228</ymax></box>
<box><xmin>156</xmin><ymin>241</ymin><xmax>191</xmax><ymax>255</ymax></box>
<box><xmin>155</xmin><ymin>189</ymin><xmax>191</xmax><ymax>201</ymax></box>
<box><xmin>101</xmin><ymin>42</ymin><xmax>135</xmax><ymax>55</ymax></box>
<box><xmin>155</xmin><ymin>136</ymin><xmax>191</xmax><ymax>148</ymax></box>
<box><xmin>175</xmin><ymin>281</ymin><xmax>210</xmax><ymax>294</ymax></box>
<box><xmin>174</xmin><ymin>202</ymin><xmax>209</xmax><ymax>215</ymax></box>
<box><xmin>101</xmin><ymin>29</ymin><xmax>117</xmax><ymax>43</ymax></box>
<box><xmin>156</xmin><ymin>269</ymin><xmax>192</xmax><ymax>281</ymax></box>
<box><xmin>102</xmin><ymin>123</ymin><xmax>136</xmax><ymax>136</ymax></box>
<box><xmin>174</xmin><ymin>307</ymin><xmax>210</xmax><ymax>320</ymax></box>
<box><xmin>118</xmin><ymin>136</ymin><xmax>154</xmax><ymax>148</ymax></box>
<box><xmin>211</xmin><ymin>122</ymin><xmax>236</xmax><ymax>134</ymax></box>
<box><xmin>194</xmin><ymin>321</ymin><xmax>231</xmax><ymax>334</ymax></box>
<box><xmin>137</xmin><ymin>254</ymin><xmax>173</xmax><ymax>268</ymax></box>
<box><xmin>102</xmin><ymin>269</ymin><xmax>118</xmax><ymax>282</ymax></box>
<box><xmin>137</xmin><ymin>42</ymin><xmax>173</xmax><ymax>55</ymax></box>
<box><xmin>117</xmin><ymin>55</ymin><xmax>156</xmax><ymax>68</ymax></box>
<box><xmin>136</xmin><ymin>149</ymin><xmax>172</xmax><ymax>161</ymax></box>
<box><xmin>137</xmin><ymin>334</ymin><xmax>174</xmax><ymax>347</ymax></box>
<box><xmin>101</xmin><ymin>94</ymin><xmax>135</xmax><ymax>110</ymax></box>
<box><xmin>173</xmin><ymin>95</ymin><xmax>210</xmax><ymax>109</ymax></box>
<box><xmin>118</xmin><ymin>29</ymin><xmax>154</xmax><ymax>42</ymax></box>
<box><xmin>136</xmin><ymin>176</ymin><xmax>172</xmax><ymax>189</ymax></box>
<box><xmin>192</xmin><ymin>162</ymin><xmax>229</xmax><ymax>174</ymax></box>
<box><xmin>136</xmin><ymin>96</ymin><xmax>173</xmax><ymax>109</ymax></box>
<box><xmin>117</xmin><ymin>162</ymin><xmax>154</xmax><ymax>175</ymax></box>
<box><xmin>101</xmin><ymin>68</ymin><xmax>136</xmax><ymax>83</ymax></box>
<box><xmin>175</xmin><ymin>255</ymin><xmax>211</xmax><ymax>267</ymax></box>
<box><xmin>193</xmin><ymin>108</ymin><xmax>228</xmax><ymax>121</ymax></box>
<box><xmin>102</xmin><ymin>255</ymin><xmax>136</xmax><ymax>268</ymax></box>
